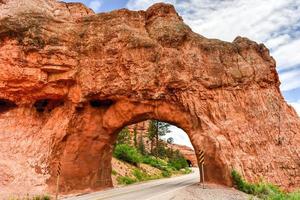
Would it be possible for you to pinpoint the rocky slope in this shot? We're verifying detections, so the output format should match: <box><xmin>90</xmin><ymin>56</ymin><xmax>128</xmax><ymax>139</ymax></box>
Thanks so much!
<box><xmin>0</xmin><ymin>0</ymin><xmax>299</xmax><ymax>198</ymax></box>
<box><xmin>111</xmin><ymin>157</ymin><xmax>162</xmax><ymax>186</ymax></box>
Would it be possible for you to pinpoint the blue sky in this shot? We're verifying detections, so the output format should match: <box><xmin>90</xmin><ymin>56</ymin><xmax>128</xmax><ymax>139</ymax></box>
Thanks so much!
<box><xmin>63</xmin><ymin>0</ymin><xmax>300</xmax><ymax>148</ymax></box>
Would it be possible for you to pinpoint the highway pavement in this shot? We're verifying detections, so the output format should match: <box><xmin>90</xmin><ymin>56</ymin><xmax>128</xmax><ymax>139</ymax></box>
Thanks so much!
<box><xmin>64</xmin><ymin>168</ymin><xmax>200</xmax><ymax>200</ymax></box>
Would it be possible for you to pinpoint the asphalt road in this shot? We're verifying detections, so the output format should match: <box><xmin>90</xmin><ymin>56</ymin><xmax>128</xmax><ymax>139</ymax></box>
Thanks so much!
<box><xmin>64</xmin><ymin>168</ymin><xmax>200</xmax><ymax>200</ymax></box>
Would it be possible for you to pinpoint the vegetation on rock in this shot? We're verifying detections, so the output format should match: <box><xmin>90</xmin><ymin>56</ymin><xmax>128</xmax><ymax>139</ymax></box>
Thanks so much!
<box><xmin>8</xmin><ymin>195</ymin><xmax>51</xmax><ymax>200</ymax></box>
<box><xmin>231</xmin><ymin>170</ymin><xmax>300</xmax><ymax>200</ymax></box>
<box><xmin>113</xmin><ymin>144</ymin><xmax>142</xmax><ymax>166</ymax></box>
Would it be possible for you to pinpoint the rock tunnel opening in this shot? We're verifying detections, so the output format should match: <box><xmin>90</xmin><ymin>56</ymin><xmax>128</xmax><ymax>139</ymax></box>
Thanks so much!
<box><xmin>0</xmin><ymin>99</ymin><xmax>17</xmax><ymax>113</ymax></box>
<box><xmin>110</xmin><ymin>119</ymin><xmax>199</xmax><ymax>187</ymax></box>
<box><xmin>186</xmin><ymin>160</ymin><xmax>192</xmax><ymax>167</ymax></box>
<box><xmin>89</xmin><ymin>99</ymin><xmax>114</xmax><ymax>108</ymax></box>
<box><xmin>33</xmin><ymin>99</ymin><xmax>64</xmax><ymax>113</ymax></box>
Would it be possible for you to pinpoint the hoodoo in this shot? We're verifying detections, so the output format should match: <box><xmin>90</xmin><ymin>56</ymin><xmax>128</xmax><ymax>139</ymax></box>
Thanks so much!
<box><xmin>0</xmin><ymin>0</ymin><xmax>299</xmax><ymax>197</ymax></box>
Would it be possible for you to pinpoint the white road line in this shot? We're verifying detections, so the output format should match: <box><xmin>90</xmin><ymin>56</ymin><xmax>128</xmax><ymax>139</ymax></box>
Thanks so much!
<box><xmin>64</xmin><ymin>168</ymin><xmax>199</xmax><ymax>200</ymax></box>
<box><xmin>144</xmin><ymin>182</ymin><xmax>196</xmax><ymax>200</ymax></box>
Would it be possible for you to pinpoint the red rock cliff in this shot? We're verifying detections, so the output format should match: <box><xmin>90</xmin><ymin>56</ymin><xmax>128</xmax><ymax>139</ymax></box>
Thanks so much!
<box><xmin>0</xmin><ymin>0</ymin><xmax>299</xmax><ymax>197</ymax></box>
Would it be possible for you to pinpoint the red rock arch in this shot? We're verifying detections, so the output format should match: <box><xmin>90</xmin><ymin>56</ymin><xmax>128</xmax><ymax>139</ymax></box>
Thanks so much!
<box><xmin>46</xmin><ymin>100</ymin><xmax>229</xmax><ymax>193</ymax></box>
<box><xmin>0</xmin><ymin>0</ymin><xmax>299</xmax><ymax>197</ymax></box>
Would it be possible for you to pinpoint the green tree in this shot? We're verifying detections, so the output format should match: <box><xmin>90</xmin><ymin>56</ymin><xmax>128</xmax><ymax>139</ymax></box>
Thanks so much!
<box><xmin>167</xmin><ymin>137</ymin><xmax>174</xmax><ymax>145</ymax></box>
<box><xmin>166</xmin><ymin>147</ymin><xmax>174</xmax><ymax>159</ymax></box>
<box><xmin>147</xmin><ymin>120</ymin><xmax>156</xmax><ymax>154</ymax></box>
<box><xmin>147</xmin><ymin>120</ymin><xmax>171</xmax><ymax>157</ymax></box>
<box><xmin>165</xmin><ymin>137</ymin><xmax>174</xmax><ymax>160</ymax></box>
<box><xmin>116</xmin><ymin>127</ymin><xmax>131</xmax><ymax>145</ymax></box>
<box><xmin>155</xmin><ymin>141</ymin><xmax>167</xmax><ymax>158</ymax></box>
<box><xmin>133</xmin><ymin>127</ymin><xmax>138</xmax><ymax>147</ymax></box>
<box><xmin>168</xmin><ymin>149</ymin><xmax>188</xmax><ymax>170</ymax></box>
<box><xmin>138</xmin><ymin>132</ymin><xmax>147</xmax><ymax>155</ymax></box>
<box><xmin>155</xmin><ymin>121</ymin><xmax>171</xmax><ymax>157</ymax></box>
<box><xmin>114</xmin><ymin>144</ymin><xmax>141</xmax><ymax>166</ymax></box>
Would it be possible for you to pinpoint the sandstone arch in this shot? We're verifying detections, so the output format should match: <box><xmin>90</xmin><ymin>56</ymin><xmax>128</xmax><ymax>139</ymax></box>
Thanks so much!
<box><xmin>0</xmin><ymin>0</ymin><xmax>299</xmax><ymax>197</ymax></box>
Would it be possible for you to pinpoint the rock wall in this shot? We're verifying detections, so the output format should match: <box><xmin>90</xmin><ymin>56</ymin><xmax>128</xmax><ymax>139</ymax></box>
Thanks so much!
<box><xmin>0</xmin><ymin>0</ymin><xmax>299</xmax><ymax>197</ymax></box>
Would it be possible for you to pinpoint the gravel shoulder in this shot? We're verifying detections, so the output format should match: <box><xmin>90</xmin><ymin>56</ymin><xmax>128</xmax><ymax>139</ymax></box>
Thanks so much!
<box><xmin>171</xmin><ymin>183</ymin><xmax>253</xmax><ymax>200</ymax></box>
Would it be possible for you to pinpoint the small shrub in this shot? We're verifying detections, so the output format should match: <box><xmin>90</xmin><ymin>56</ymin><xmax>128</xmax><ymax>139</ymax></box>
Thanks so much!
<box><xmin>41</xmin><ymin>196</ymin><xmax>51</xmax><ymax>200</ymax></box>
<box><xmin>111</xmin><ymin>169</ymin><xmax>117</xmax><ymax>175</ymax></box>
<box><xmin>117</xmin><ymin>176</ymin><xmax>136</xmax><ymax>185</ymax></box>
<box><xmin>142</xmin><ymin>156</ymin><xmax>167</xmax><ymax>170</ymax></box>
<box><xmin>114</xmin><ymin>144</ymin><xmax>141</xmax><ymax>165</ymax></box>
<box><xmin>132</xmin><ymin>169</ymin><xmax>148</xmax><ymax>181</ymax></box>
<box><xmin>287</xmin><ymin>191</ymin><xmax>300</xmax><ymax>200</ymax></box>
<box><xmin>161</xmin><ymin>170</ymin><xmax>171</xmax><ymax>177</ymax></box>
<box><xmin>231</xmin><ymin>170</ymin><xmax>254</xmax><ymax>193</ymax></box>
<box><xmin>183</xmin><ymin>167</ymin><xmax>192</xmax><ymax>174</ymax></box>
<box><xmin>168</xmin><ymin>157</ymin><xmax>188</xmax><ymax>170</ymax></box>
<box><xmin>9</xmin><ymin>195</ymin><xmax>51</xmax><ymax>200</ymax></box>
<box><xmin>231</xmin><ymin>170</ymin><xmax>299</xmax><ymax>200</ymax></box>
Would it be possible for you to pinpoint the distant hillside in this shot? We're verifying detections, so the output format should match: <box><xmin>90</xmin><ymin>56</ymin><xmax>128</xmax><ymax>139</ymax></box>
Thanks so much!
<box><xmin>126</xmin><ymin>120</ymin><xmax>197</xmax><ymax>167</ymax></box>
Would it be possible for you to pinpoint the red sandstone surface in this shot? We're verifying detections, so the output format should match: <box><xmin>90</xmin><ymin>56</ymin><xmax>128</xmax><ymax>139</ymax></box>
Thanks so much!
<box><xmin>0</xmin><ymin>0</ymin><xmax>299</xmax><ymax>197</ymax></box>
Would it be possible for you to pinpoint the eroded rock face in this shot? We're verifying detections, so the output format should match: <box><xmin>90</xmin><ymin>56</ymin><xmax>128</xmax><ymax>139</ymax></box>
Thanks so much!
<box><xmin>0</xmin><ymin>0</ymin><xmax>299</xmax><ymax>197</ymax></box>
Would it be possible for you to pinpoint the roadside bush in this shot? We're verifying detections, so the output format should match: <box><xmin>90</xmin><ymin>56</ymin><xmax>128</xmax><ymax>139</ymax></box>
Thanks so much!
<box><xmin>183</xmin><ymin>167</ymin><xmax>192</xmax><ymax>174</ymax></box>
<box><xmin>168</xmin><ymin>157</ymin><xmax>188</xmax><ymax>170</ymax></box>
<box><xmin>231</xmin><ymin>170</ymin><xmax>300</xmax><ymax>200</ymax></box>
<box><xmin>132</xmin><ymin>169</ymin><xmax>148</xmax><ymax>181</ymax></box>
<box><xmin>32</xmin><ymin>196</ymin><xmax>51</xmax><ymax>200</ymax></box>
<box><xmin>114</xmin><ymin>144</ymin><xmax>141</xmax><ymax>165</ymax></box>
<box><xmin>286</xmin><ymin>191</ymin><xmax>300</xmax><ymax>200</ymax></box>
<box><xmin>9</xmin><ymin>195</ymin><xmax>51</xmax><ymax>200</ymax></box>
<box><xmin>142</xmin><ymin>156</ymin><xmax>167</xmax><ymax>170</ymax></box>
<box><xmin>161</xmin><ymin>170</ymin><xmax>171</xmax><ymax>177</ymax></box>
<box><xmin>111</xmin><ymin>169</ymin><xmax>117</xmax><ymax>175</ymax></box>
<box><xmin>117</xmin><ymin>176</ymin><xmax>136</xmax><ymax>185</ymax></box>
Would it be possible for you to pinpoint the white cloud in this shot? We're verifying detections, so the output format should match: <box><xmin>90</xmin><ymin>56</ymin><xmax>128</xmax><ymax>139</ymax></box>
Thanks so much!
<box><xmin>272</xmin><ymin>39</ymin><xmax>300</xmax><ymax>68</ymax></box>
<box><xmin>127</xmin><ymin>0</ymin><xmax>175</xmax><ymax>10</ymax></box>
<box><xmin>162</xmin><ymin>125</ymin><xmax>194</xmax><ymax>149</ymax></box>
<box><xmin>279</xmin><ymin>68</ymin><xmax>300</xmax><ymax>91</ymax></box>
<box><xmin>127</xmin><ymin>0</ymin><xmax>300</xmax><ymax>91</ymax></box>
<box><xmin>289</xmin><ymin>101</ymin><xmax>300</xmax><ymax>116</ymax></box>
<box><xmin>264</xmin><ymin>34</ymin><xmax>290</xmax><ymax>49</ymax></box>
<box><xmin>89</xmin><ymin>0</ymin><xmax>102</xmax><ymax>12</ymax></box>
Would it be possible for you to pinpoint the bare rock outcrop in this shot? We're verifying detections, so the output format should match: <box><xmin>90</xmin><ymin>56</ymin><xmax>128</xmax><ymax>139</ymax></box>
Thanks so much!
<box><xmin>0</xmin><ymin>0</ymin><xmax>299</xmax><ymax>197</ymax></box>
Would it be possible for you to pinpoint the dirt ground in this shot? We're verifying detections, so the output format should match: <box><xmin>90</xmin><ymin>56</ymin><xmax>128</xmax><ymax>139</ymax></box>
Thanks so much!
<box><xmin>172</xmin><ymin>183</ymin><xmax>255</xmax><ymax>200</ymax></box>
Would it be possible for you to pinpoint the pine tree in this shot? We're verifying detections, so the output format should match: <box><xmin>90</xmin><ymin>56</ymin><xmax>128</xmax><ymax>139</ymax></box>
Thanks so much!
<box><xmin>167</xmin><ymin>137</ymin><xmax>174</xmax><ymax>145</ymax></box>
<box><xmin>116</xmin><ymin>127</ymin><xmax>131</xmax><ymax>145</ymax></box>
<box><xmin>138</xmin><ymin>132</ymin><xmax>146</xmax><ymax>155</ymax></box>
<box><xmin>148</xmin><ymin>120</ymin><xmax>171</xmax><ymax>157</ymax></box>
<box><xmin>133</xmin><ymin>127</ymin><xmax>138</xmax><ymax>147</ymax></box>
<box><xmin>147</xmin><ymin>120</ymin><xmax>156</xmax><ymax>155</ymax></box>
